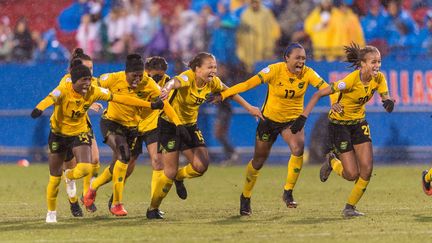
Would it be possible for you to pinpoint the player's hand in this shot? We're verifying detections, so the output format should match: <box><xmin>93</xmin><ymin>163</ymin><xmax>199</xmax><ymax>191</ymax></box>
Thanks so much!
<box><xmin>290</xmin><ymin>115</ymin><xmax>307</xmax><ymax>134</ymax></box>
<box><xmin>176</xmin><ymin>125</ymin><xmax>192</xmax><ymax>143</ymax></box>
<box><xmin>247</xmin><ymin>106</ymin><xmax>264</xmax><ymax>121</ymax></box>
<box><xmin>331</xmin><ymin>103</ymin><xmax>344</xmax><ymax>114</ymax></box>
<box><xmin>89</xmin><ymin>102</ymin><xmax>103</xmax><ymax>112</ymax></box>
<box><xmin>382</xmin><ymin>99</ymin><xmax>395</xmax><ymax>113</ymax></box>
<box><xmin>151</xmin><ymin>98</ymin><xmax>164</xmax><ymax>110</ymax></box>
<box><xmin>206</xmin><ymin>92</ymin><xmax>222</xmax><ymax>104</ymax></box>
<box><xmin>160</xmin><ymin>88</ymin><xmax>169</xmax><ymax>100</ymax></box>
<box><xmin>31</xmin><ymin>108</ymin><xmax>43</xmax><ymax>119</ymax></box>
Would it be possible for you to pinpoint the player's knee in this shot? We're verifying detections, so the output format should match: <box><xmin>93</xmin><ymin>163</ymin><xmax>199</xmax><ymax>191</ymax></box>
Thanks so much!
<box><xmin>344</xmin><ymin>171</ymin><xmax>359</xmax><ymax>181</ymax></box>
<box><xmin>193</xmin><ymin>163</ymin><xmax>208</xmax><ymax>175</ymax></box>
<box><xmin>92</xmin><ymin>156</ymin><xmax>100</xmax><ymax>165</ymax></box>
<box><xmin>117</xmin><ymin>145</ymin><xmax>130</xmax><ymax>163</ymax></box>
<box><xmin>290</xmin><ymin>145</ymin><xmax>304</xmax><ymax>156</ymax></box>
<box><xmin>164</xmin><ymin>168</ymin><xmax>178</xmax><ymax>180</ymax></box>
<box><xmin>152</xmin><ymin>158</ymin><xmax>164</xmax><ymax>171</ymax></box>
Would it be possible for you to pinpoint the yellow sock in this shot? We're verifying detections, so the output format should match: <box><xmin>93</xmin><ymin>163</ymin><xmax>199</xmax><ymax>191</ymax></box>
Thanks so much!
<box><xmin>83</xmin><ymin>162</ymin><xmax>100</xmax><ymax>195</ymax></box>
<box><xmin>175</xmin><ymin>164</ymin><xmax>202</xmax><ymax>181</ymax></box>
<box><xmin>66</xmin><ymin>163</ymin><xmax>92</xmax><ymax>180</ymax></box>
<box><xmin>284</xmin><ymin>155</ymin><xmax>303</xmax><ymax>190</ymax></box>
<box><xmin>91</xmin><ymin>166</ymin><xmax>112</xmax><ymax>190</ymax></box>
<box><xmin>47</xmin><ymin>175</ymin><xmax>61</xmax><ymax>211</ymax></box>
<box><xmin>331</xmin><ymin>157</ymin><xmax>343</xmax><ymax>177</ymax></box>
<box><xmin>112</xmin><ymin>160</ymin><xmax>128</xmax><ymax>205</ymax></box>
<box><xmin>242</xmin><ymin>160</ymin><xmax>259</xmax><ymax>198</ymax></box>
<box><xmin>425</xmin><ymin>168</ymin><xmax>432</xmax><ymax>183</ymax></box>
<box><xmin>347</xmin><ymin>177</ymin><xmax>369</xmax><ymax>206</ymax></box>
<box><xmin>150</xmin><ymin>172</ymin><xmax>173</xmax><ymax>209</ymax></box>
<box><xmin>151</xmin><ymin>170</ymin><xmax>164</xmax><ymax>198</ymax></box>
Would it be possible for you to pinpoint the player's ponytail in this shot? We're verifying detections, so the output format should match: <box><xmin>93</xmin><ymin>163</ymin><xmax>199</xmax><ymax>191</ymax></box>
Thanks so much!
<box><xmin>69</xmin><ymin>48</ymin><xmax>92</xmax><ymax>71</ymax></box>
<box><xmin>344</xmin><ymin>43</ymin><xmax>380</xmax><ymax>69</ymax></box>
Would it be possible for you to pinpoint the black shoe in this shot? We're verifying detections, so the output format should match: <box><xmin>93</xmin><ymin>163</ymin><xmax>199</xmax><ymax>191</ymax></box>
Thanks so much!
<box><xmin>70</xmin><ymin>201</ymin><xmax>83</xmax><ymax>217</ymax></box>
<box><xmin>282</xmin><ymin>189</ymin><xmax>297</xmax><ymax>208</ymax></box>
<box><xmin>146</xmin><ymin>208</ymin><xmax>164</xmax><ymax>219</ymax></box>
<box><xmin>108</xmin><ymin>194</ymin><xmax>113</xmax><ymax>210</ymax></box>
<box><xmin>80</xmin><ymin>195</ymin><xmax>97</xmax><ymax>213</ymax></box>
<box><xmin>174</xmin><ymin>180</ymin><xmax>187</xmax><ymax>200</ymax></box>
<box><xmin>320</xmin><ymin>152</ymin><xmax>335</xmax><ymax>182</ymax></box>
<box><xmin>240</xmin><ymin>194</ymin><xmax>251</xmax><ymax>216</ymax></box>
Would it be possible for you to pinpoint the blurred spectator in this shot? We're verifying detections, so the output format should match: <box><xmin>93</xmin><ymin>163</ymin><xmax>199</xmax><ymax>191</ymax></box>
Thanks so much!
<box><xmin>190</xmin><ymin>0</ymin><xmax>219</xmax><ymax>13</ymax></box>
<box><xmin>277</xmin><ymin>0</ymin><xmax>314</xmax><ymax>50</ymax></box>
<box><xmin>33</xmin><ymin>29</ymin><xmax>70</xmax><ymax>62</ymax></box>
<box><xmin>11</xmin><ymin>17</ymin><xmax>34</xmax><ymax>62</ymax></box>
<box><xmin>143</xmin><ymin>3</ymin><xmax>169</xmax><ymax>57</ymax></box>
<box><xmin>169</xmin><ymin>5</ymin><xmax>204</xmax><ymax>66</ymax></box>
<box><xmin>361</xmin><ymin>0</ymin><xmax>388</xmax><ymax>42</ymax></box>
<box><xmin>236</xmin><ymin>0</ymin><xmax>280</xmax><ymax>73</ymax></box>
<box><xmin>327</xmin><ymin>0</ymin><xmax>365</xmax><ymax>60</ymax></box>
<box><xmin>0</xmin><ymin>16</ymin><xmax>13</xmax><ymax>61</ymax></box>
<box><xmin>304</xmin><ymin>0</ymin><xmax>337</xmax><ymax>60</ymax></box>
<box><xmin>104</xmin><ymin>6</ymin><xmax>130</xmax><ymax>59</ymax></box>
<box><xmin>76</xmin><ymin>14</ymin><xmax>101</xmax><ymax>57</ymax></box>
<box><xmin>383</xmin><ymin>0</ymin><xmax>419</xmax><ymax>58</ymax></box>
<box><xmin>417</xmin><ymin>10</ymin><xmax>432</xmax><ymax>57</ymax></box>
<box><xmin>199</xmin><ymin>5</ymin><xmax>218</xmax><ymax>51</ymax></box>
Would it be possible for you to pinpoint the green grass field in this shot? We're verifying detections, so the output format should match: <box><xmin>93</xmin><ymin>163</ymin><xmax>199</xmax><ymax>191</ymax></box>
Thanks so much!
<box><xmin>1</xmin><ymin>163</ymin><xmax>431</xmax><ymax>242</ymax></box>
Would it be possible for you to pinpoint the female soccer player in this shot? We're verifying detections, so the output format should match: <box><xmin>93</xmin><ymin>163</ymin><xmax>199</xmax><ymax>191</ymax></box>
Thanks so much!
<box><xmin>208</xmin><ymin>42</ymin><xmax>329</xmax><ymax>216</ymax></box>
<box><xmin>147</xmin><ymin>52</ymin><xmax>263</xmax><ymax>219</ymax></box>
<box><xmin>60</xmin><ymin>48</ymin><xmax>102</xmax><ymax>216</ymax></box>
<box><xmin>290</xmin><ymin>43</ymin><xmax>395</xmax><ymax>217</ymax></box>
<box><xmin>31</xmin><ymin>61</ymin><xmax>164</xmax><ymax>223</ymax></box>
<box><xmin>83</xmin><ymin>54</ymin><xmax>183</xmax><ymax>216</ymax></box>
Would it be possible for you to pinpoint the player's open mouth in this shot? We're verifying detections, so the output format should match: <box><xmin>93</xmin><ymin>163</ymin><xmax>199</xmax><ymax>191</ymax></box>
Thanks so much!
<box><xmin>295</xmin><ymin>64</ymin><xmax>303</xmax><ymax>72</ymax></box>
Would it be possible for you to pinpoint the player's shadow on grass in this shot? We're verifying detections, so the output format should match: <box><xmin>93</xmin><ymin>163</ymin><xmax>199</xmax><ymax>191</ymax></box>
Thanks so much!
<box><xmin>413</xmin><ymin>214</ymin><xmax>432</xmax><ymax>222</ymax></box>
<box><xmin>288</xmin><ymin>217</ymin><xmax>346</xmax><ymax>224</ymax></box>
<box><xmin>209</xmin><ymin>215</ymin><xmax>286</xmax><ymax>225</ymax></box>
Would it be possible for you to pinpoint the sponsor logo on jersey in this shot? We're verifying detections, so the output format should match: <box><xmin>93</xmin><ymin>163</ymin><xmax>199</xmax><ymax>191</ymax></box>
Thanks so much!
<box><xmin>100</xmin><ymin>74</ymin><xmax>109</xmax><ymax>81</ymax></box>
<box><xmin>261</xmin><ymin>67</ymin><xmax>270</xmax><ymax>74</ymax></box>
<box><xmin>180</xmin><ymin>75</ymin><xmax>189</xmax><ymax>81</ymax></box>
<box><xmin>337</xmin><ymin>81</ymin><xmax>347</xmax><ymax>90</ymax></box>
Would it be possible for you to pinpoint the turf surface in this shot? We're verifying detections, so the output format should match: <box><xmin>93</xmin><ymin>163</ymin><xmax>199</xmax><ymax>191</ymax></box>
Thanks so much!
<box><xmin>0</xmin><ymin>164</ymin><xmax>431</xmax><ymax>242</ymax></box>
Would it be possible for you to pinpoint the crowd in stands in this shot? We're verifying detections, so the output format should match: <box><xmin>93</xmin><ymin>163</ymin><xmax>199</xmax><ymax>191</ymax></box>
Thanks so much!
<box><xmin>0</xmin><ymin>0</ymin><xmax>431</xmax><ymax>70</ymax></box>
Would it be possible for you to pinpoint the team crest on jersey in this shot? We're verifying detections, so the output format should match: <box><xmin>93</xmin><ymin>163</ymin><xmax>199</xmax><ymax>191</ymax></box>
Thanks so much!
<box><xmin>83</xmin><ymin>104</ymin><xmax>90</xmax><ymax>111</ymax></box>
<box><xmin>261</xmin><ymin>67</ymin><xmax>270</xmax><ymax>74</ymax></box>
<box><xmin>298</xmin><ymin>82</ymin><xmax>305</xmax><ymax>89</ymax></box>
<box><xmin>337</xmin><ymin>81</ymin><xmax>347</xmax><ymax>90</ymax></box>
<box><xmin>76</xmin><ymin>100</ymin><xmax>81</xmax><ymax>106</ymax></box>
<box><xmin>100</xmin><ymin>74</ymin><xmax>109</xmax><ymax>81</ymax></box>
<box><xmin>340</xmin><ymin>141</ymin><xmax>348</xmax><ymax>150</ymax></box>
<box><xmin>167</xmin><ymin>140</ymin><xmax>176</xmax><ymax>149</ymax></box>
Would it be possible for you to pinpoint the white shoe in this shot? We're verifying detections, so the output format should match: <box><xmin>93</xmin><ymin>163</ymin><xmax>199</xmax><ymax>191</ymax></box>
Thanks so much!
<box><xmin>64</xmin><ymin>169</ymin><xmax>77</xmax><ymax>198</ymax></box>
<box><xmin>46</xmin><ymin>211</ymin><xmax>57</xmax><ymax>223</ymax></box>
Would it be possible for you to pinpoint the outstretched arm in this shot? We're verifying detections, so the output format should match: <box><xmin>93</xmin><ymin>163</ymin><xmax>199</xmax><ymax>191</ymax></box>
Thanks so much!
<box><xmin>220</xmin><ymin>75</ymin><xmax>262</xmax><ymax>100</ymax></box>
<box><xmin>111</xmin><ymin>94</ymin><xmax>163</xmax><ymax>109</ymax></box>
<box><xmin>160</xmin><ymin>78</ymin><xmax>181</xmax><ymax>100</ymax></box>
<box><xmin>31</xmin><ymin>96</ymin><xmax>55</xmax><ymax>118</ymax></box>
<box><xmin>162</xmin><ymin>100</ymin><xmax>181</xmax><ymax>126</ymax></box>
<box><xmin>231</xmin><ymin>94</ymin><xmax>264</xmax><ymax>121</ymax></box>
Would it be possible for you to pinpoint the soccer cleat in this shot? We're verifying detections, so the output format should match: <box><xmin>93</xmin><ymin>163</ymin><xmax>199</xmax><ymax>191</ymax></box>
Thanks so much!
<box><xmin>45</xmin><ymin>211</ymin><xmax>57</xmax><ymax>223</ymax></box>
<box><xmin>83</xmin><ymin>188</ymin><xmax>97</xmax><ymax>207</ymax></box>
<box><xmin>64</xmin><ymin>170</ymin><xmax>77</xmax><ymax>198</ymax></box>
<box><xmin>282</xmin><ymin>189</ymin><xmax>298</xmax><ymax>208</ymax></box>
<box><xmin>146</xmin><ymin>208</ymin><xmax>164</xmax><ymax>219</ymax></box>
<box><xmin>240</xmin><ymin>194</ymin><xmax>252</xmax><ymax>216</ymax></box>
<box><xmin>342</xmin><ymin>205</ymin><xmax>365</xmax><ymax>217</ymax></box>
<box><xmin>108</xmin><ymin>194</ymin><xmax>113</xmax><ymax>211</ymax></box>
<box><xmin>422</xmin><ymin>170</ymin><xmax>432</xmax><ymax>196</ymax></box>
<box><xmin>174</xmin><ymin>179</ymin><xmax>188</xmax><ymax>200</ymax></box>
<box><xmin>110</xmin><ymin>203</ymin><xmax>128</xmax><ymax>216</ymax></box>
<box><xmin>80</xmin><ymin>196</ymin><xmax>97</xmax><ymax>213</ymax></box>
<box><xmin>69</xmin><ymin>201</ymin><xmax>83</xmax><ymax>217</ymax></box>
<box><xmin>320</xmin><ymin>152</ymin><xmax>335</xmax><ymax>182</ymax></box>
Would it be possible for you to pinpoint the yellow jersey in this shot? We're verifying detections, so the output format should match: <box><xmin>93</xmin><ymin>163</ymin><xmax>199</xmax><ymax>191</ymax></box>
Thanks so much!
<box><xmin>137</xmin><ymin>74</ymin><xmax>170</xmax><ymax>133</ymax></box>
<box><xmin>258</xmin><ymin>62</ymin><xmax>328</xmax><ymax>122</ymax></box>
<box><xmin>49</xmin><ymin>82</ymin><xmax>112</xmax><ymax>136</ymax></box>
<box><xmin>161</xmin><ymin>69</ymin><xmax>224</xmax><ymax>124</ymax></box>
<box><xmin>98</xmin><ymin>71</ymin><xmax>161</xmax><ymax>127</ymax></box>
<box><xmin>329</xmin><ymin>70</ymin><xmax>389</xmax><ymax>121</ymax></box>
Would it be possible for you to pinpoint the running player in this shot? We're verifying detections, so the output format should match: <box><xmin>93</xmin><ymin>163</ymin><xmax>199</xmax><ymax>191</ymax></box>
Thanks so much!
<box><xmin>208</xmin><ymin>43</ymin><xmax>329</xmax><ymax>215</ymax></box>
<box><xmin>290</xmin><ymin>43</ymin><xmax>395</xmax><ymax>217</ymax></box>
<box><xmin>83</xmin><ymin>54</ymin><xmax>183</xmax><ymax>216</ymax></box>
<box><xmin>147</xmin><ymin>52</ymin><xmax>263</xmax><ymax>219</ymax></box>
<box><xmin>60</xmin><ymin>48</ymin><xmax>102</xmax><ymax>216</ymax></box>
<box><xmin>31</xmin><ymin>61</ymin><xmax>164</xmax><ymax>223</ymax></box>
